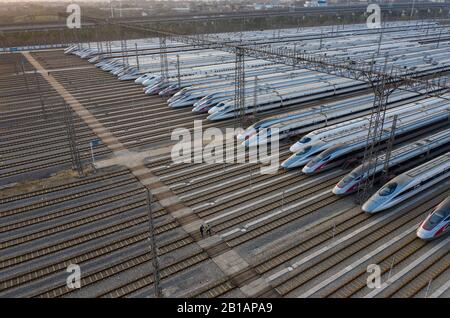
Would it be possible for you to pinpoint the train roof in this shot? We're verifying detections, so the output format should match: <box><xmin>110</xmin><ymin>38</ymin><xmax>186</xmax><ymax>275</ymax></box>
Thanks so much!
<box><xmin>406</xmin><ymin>153</ymin><xmax>450</xmax><ymax>178</ymax></box>
<box><xmin>434</xmin><ymin>197</ymin><xmax>450</xmax><ymax>212</ymax></box>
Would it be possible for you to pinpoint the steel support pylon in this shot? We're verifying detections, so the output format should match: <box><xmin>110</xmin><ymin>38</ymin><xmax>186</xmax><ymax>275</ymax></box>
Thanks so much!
<box><xmin>356</xmin><ymin>72</ymin><xmax>395</xmax><ymax>204</ymax></box>
<box><xmin>146</xmin><ymin>189</ymin><xmax>162</xmax><ymax>298</ymax></box>
<box><xmin>63</xmin><ymin>103</ymin><xmax>84</xmax><ymax>177</ymax></box>
<box><xmin>234</xmin><ymin>47</ymin><xmax>245</xmax><ymax>128</ymax></box>
<box><xmin>159</xmin><ymin>36</ymin><xmax>169</xmax><ymax>84</ymax></box>
<box><xmin>381</xmin><ymin>114</ymin><xmax>398</xmax><ymax>183</ymax></box>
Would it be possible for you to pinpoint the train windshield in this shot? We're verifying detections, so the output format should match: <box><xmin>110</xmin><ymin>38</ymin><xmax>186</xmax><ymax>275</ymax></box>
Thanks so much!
<box><xmin>299</xmin><ymin>137</ymin><xmax>311</xmax><ymax>144</ymax></box>
<box><xmin>295</xmin><ymin>145</ymin><xmax>312</xmax><ymax>156</ymax></box>
<box><xmin>307</xmin><ymin>154</ymin><xmax>330</xmax><ymax>167</ymax></box>
<box><xmin>379</xmin><ymin>182</ymin><xmax>398</xmax><ymax>196</ymax></box>
<box><xmin>337</xmin><ymin>172</ymin><xmax>361</xmax><ymax>187</ymax></box>
<box><xmin>422</xmin><ymin>207</ymin><xmax>449</xmax><ymax>230</ymax></box>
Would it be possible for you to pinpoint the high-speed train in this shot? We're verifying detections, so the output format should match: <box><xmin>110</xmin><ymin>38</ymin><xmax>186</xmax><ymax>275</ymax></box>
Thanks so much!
<box><xmin>236</xmin><ymin>90</ymin><xmax>422</xmax><ymax>142</ymax></box>
<box><xmin>64</xmin><ymin>21</ymin><xmax>441</xmax><ymax>58</ymax></box>
<box><xmin>169</xmin><ymin>72</ymin><xmax>332</xmax><ymax>108</ymax></box>
<box><xmin>165</xmin><ymin>65</ymin><xmax>297</xmax><ymax>101</ymax></box>
<box><xmin>301</xmin><ymin>107</ymin><xmax>450</xmax><ymax>173</ymax></box>
<box><xmin>290</xmin><ymin>96</ymin><xmax>448</xmax><ymax>153</ymax></box>
<box><xmin>417</xmin><ymin>197</ymin><xmax>450</xmax><ymax>240</ymax></box>
<box><xmin>282</xmin><ymin>101</ymin><xmax>450</xmax><ymax>169</ymax></box>
<box><xmin>362</xmin><ymin>153</ymin><xmax>450</xmax><ymax>213</ymax></box>
<box><xmin>245</xmin><ymin>91</ymin><xmax>428</xmax><ymax>148</ymax></box>
<box><xmin>333</xmin><ymin>128</ymin><xmax>450</xmax><ymax>195</ymax></box>
<box><xmin>207</xmin><ymin>78</ymin><xmax>368</xmax><ymax>120</ymax></box>
<box><xmin>140</xmin><ymin>59</ymin><xmax>274</xmax><ymax>88</ymax></box>
<box><xmin>189</xmin><ymin>72</ymin><xmax>335</xmax><ymax>111</ymax></box>
<box><xmin>142</xmin><ymin>58</ymin><xmax>277</xmax><ymax>90</ymax></box>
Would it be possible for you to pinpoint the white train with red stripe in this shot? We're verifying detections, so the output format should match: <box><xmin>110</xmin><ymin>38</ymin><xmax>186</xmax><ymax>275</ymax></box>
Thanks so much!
<box><xmin>417</xmin><ymin>197</ymin><xmax>450</xmax><ymax>240</ymax></box>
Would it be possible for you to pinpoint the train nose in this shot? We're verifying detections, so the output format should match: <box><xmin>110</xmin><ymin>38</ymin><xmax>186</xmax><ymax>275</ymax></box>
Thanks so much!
<box><xmin>208</xmin><ymin>106</ymin><xmax>219</xmax><ymax>114</ymax></box>
<box><xmin>301</xmin><ymin>164</ymin><xmax>317</xmax><ymax>174</ymax></box>
<box><xmin>236</xmin><ymin>133</ymin><xmax>245</xmax><ymax>141</ymax></box>
<box><xmin>192</xmin><ymin>104</ymin><xmax>208</xmax><ymax>113</ymax></box>
<box><xmin>416</xmin><ymin>227</ymin><xmax>432</xmax><ymax>240</ymax></box>
<box><xmin>237</xmin><ymin>129</ymin><xmax>255</xmax><ymax>142</ymax></box>
<box><xmin>280</xmin><ymin>160</ymin><xmax>290</xmax><ymax>169</ymax></box>
<box><xmin>169</xmin><ymin>101</ymin><xmax>183</xmax><ymax>108</ymax></box>
<box><xmin>361</xmin><ymin>199</ymin><xmax>383</xmax><ymax>213</ymax></box>
<box><xmin>281</xmin><ymin>155</ymin><xmax>304</xmax><ymax>169</ymax></box>
<box><xmin>246</xmin><ymin>135</ymin><xmax>263</xmax><ymax>148</ymax></box>
<box><xmin>206</xmin><ymin>112</ymin><xmax>220</xmax><ymax>121</ymax></box>
<box><xmin>332</xmin><ymin>184</ymin><xmax>346</xmax><ymax>195</ymax></box>
<box><xmin>290</xmin><ymin>143</ymin><xmax>302</xmax><ymax>153</ymax></box>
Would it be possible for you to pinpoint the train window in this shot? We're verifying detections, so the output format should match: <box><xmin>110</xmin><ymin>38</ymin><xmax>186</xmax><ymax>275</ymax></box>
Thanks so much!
<box><xmin>379</xmin><ymin>182</ymin><xmax>398</xmax><ymax>196</ymax></box>
<box><xmin>422</xmin><ymin>211</ymin><xmax>445</xmax><ymax>231</ymax></box>
<box><xmin>337</xmin><ymin>174</ymin><xmax>354</xmax><ymax>187</ymax></box>
<box><xmin>295</xmin><ymin>145</ymin><xmax>312</xmax><ymax>156</ymax></box>
<box><xmin>321</xmin><ymin>155</ymin><xmax>331</xmax><ymax>162</ymax></box>
<box><xmin>307</xmin><ymin>153</ymin><xmax>330</xmax><ymax>167</ymax></box>
<box><xmin>299</xmin><ymin>137</ymin><xmax>311</xmax><ymax>144</ymax></box>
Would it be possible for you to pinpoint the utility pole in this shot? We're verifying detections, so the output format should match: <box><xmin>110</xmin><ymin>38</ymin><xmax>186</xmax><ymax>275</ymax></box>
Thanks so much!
<box><xmin>234</xmin><ymin>47</ymin><xmax>245</xmax><ymax>128</ymax></box>
<box><xmin>377</xmin><ymin>31</ymin><xmax>383</xmax><ymax>55</ymax></box>
<box><xmin>410</xmin><ymin>0</ymin><xmax>416</xmax><ymax>21</ymax></box>
<box><xmin>124</xmin><ymin>39</ymin><xmax>129</xmax><ymax>67</ymax></box>
<box><xmin>146</xmin><ymin>189</ymin><xmax>162</xmax><ymax>298</ymax></box>
<box><xmin>176</xmin><ymin>54</ymin><xmax>181</xmax><ymax>88</ymax></box>
<box><xmin>252</xmin><ymin>76</ymin><xmax>258</xmax><ymax>119</ymax></box>
<box><xmin>110</xmin><ymin>0</ymin><xmax>114</xmax><ymax>19</ymax></box>
<box><xmin>381</xmin><ymin>115</ymin><xmax>398</xmax><ymax>183</ymax></box>
<box><xmin>34</xmin><ymin>70</ymin><xmax>46</xmax><ymax>118</ymax></box>
<box><xmin>437</xmin><ymin>29</ymin><xmax>442</xmax><ymax>49</ymax></box>
<box><xmin>159</xmin><ymin>36</ymin><xmax>169</xmax><ymax>85</ymax></box>
<box><xmin>357</xmin><ymin>58</ymin><xmax>397</xmax><ymax>204</ymax></box>
<box><xmin>63</xmin><ymin>102</ymin><xmax>84</xmax><ymax>177</ymax></box>
<box><xmin>20</xmin><ymin>61</ymin><xmax>29</xmax><ymax>92</ymax></box>
<box><xmin>135</xmin><ymin>43</ymin><xmax>140</xmax><ymax>70</ymax></box>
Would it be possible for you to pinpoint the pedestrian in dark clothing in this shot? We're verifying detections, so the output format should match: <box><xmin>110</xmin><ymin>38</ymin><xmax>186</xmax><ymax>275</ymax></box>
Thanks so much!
<box><xmin>200</xmin><ymin>225</ymin><xmax>205</xmax><ymax>238</ymax></box>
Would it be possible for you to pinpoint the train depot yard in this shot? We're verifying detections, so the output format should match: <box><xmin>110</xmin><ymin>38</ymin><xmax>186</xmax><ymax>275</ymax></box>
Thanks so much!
<box><xmin>0</xmin><ymin>5</ymin><xmax>449</xmax><ymax>300</ymax></box>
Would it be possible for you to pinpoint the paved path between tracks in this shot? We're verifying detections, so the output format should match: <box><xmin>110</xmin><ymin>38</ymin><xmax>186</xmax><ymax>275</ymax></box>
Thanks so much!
<box><xmin>21</xmin><ymin>51</ymin><xmax>276</xmax><ymax>297</ymax></box>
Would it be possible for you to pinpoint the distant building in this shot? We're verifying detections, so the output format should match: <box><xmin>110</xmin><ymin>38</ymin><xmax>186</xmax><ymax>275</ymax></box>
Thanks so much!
<box><xmin>253</xmin><ymin>1</ymin><xmax>285</xmax><ymax>10</ymax></box>
<box><xmin>172</xmin><ymin>7</ymin><xmax>191</xmax><ymax>13</ymax></box>
<box><xmin>304</xmin><ymin>0</ymin><xmax>328</xmax><ymax>7</ymax></box>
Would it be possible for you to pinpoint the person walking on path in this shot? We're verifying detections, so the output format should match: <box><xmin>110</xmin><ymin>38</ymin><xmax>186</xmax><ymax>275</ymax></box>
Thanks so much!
<box><xmin>200</xmin><ymin>224</ymin><xmax>205</xmax><ymax>238</ymax></box>
<box><xmin>205</xmin><ymin>224</ymin><xmax>212</xmax><ymax>236</ymax></box>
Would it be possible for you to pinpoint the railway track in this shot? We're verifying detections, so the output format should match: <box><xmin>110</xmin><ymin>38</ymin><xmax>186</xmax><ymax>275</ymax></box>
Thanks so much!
<box><xmin>1</xmin><ymin>49</ymin><xmax>371</xmax><ymax>183</ymax></box>
<box><xmin>1</xmin><ymin>48</ymin><xmax>448</xmax><ymax>299</ymax></box>
<box><xmin>267</xmin><ymin>190</ymin><xmax>449</xmax><ymax>297</ymax></box>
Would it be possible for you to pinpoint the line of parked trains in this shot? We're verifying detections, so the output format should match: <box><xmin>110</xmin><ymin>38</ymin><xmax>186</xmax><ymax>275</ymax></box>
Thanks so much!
<box><xmin>240</xmin><ymin>91</ymin><xmax>450</xmax><ymax>240</ymax></box>
<box><xmin>66</xmin><ymin>22</ymin><xmax>450</xmax><ymax>122</ymax></box>
<box><xmin>64</xmin><ymin>22</ymin><xmax>450</xmax><ymax>241</ymax></box>
<box><xmin>237</xmin><ymin>91</ymin><xmax>450</xmax><ymax>240</ymax></box>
